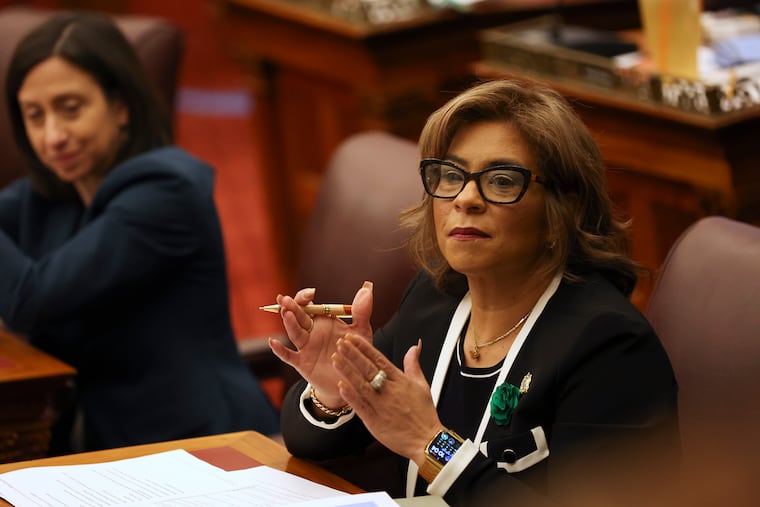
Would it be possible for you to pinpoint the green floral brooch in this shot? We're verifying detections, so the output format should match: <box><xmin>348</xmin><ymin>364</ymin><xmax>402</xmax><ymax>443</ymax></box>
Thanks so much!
<box><xmin>490</xmin><ymin>373</ymin><xmax>532</xmax><ymax>426</ymax></box>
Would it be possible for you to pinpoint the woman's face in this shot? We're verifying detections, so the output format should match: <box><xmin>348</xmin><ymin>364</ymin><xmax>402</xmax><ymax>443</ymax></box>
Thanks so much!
<box><xmin>17</xmin><ymin>56</ymin><xmax>128</xmax><ymax>190</ymax></box>
<box><xmin>433</xmin><ymin>120</ymin><xmax>550</xmax><ymax>281</ymax></box>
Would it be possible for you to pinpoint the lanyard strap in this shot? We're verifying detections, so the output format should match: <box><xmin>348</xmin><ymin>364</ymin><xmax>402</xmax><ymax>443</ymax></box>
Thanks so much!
<box><xmin>404</xmin><ymin>272</ymin><xmax>563</xmax><ymax>498</ymax></box>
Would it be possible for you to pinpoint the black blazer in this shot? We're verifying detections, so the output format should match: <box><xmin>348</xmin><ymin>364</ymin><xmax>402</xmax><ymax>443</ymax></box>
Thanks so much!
<box><xmin>281</xmin><ymin>270</ymin><xmax>679</xmax><ymax>506</ymax></box>
<box><xmin>0</xmin><ymin>147</ymin><xmax>279</xmax><ymax>451</ymax></box>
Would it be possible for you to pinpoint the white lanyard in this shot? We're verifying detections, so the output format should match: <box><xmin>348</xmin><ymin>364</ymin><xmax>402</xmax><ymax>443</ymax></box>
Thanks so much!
<box><xmin>404</xmin><ymin>272</ymin><xmax>562</xmax><ymax>498</ymax></box>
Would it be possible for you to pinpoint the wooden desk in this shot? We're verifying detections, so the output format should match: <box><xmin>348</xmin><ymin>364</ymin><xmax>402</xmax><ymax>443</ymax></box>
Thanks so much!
<box><xmin>211</xmin><ymin>0</ymin><xmax>641</xmax><ymax>286</ymax></box>
<box><xmin>212</xmin><ymin>0</ymin><xmax>480</xmax><ymax>277</ymax></box>
<box><xmin>0</xmin><ymin>431</ymin><xmax>363</xmax><ymax>506</ymax></box>
<box><xmin>0</xmin><ymin>329</ymin><xmax>76</xmax><ymax>464</ymax></box>
<box><xmin>475</xmin><ymin>60</ymin><xmax>760</xmax><ymax>308</ymax></box>
<box><xmin>0</xmin><ymin>431</ymin><xmax>363</xmax><ymax>505</ymax></box>
<box><xmin>0</xmin><ymin>430</ymin><xmax>362</xmax><ymax>504</ymax></box>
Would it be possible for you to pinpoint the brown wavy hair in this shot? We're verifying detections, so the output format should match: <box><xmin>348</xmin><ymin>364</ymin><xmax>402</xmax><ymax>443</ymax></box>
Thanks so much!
<box><xmin>401</xmin><ymin>79</ymin><xmax>641</xmax><ymax>296</ymax></box>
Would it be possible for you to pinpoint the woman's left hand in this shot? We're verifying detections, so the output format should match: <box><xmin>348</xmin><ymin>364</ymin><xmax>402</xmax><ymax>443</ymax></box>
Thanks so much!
<box><xmin>332</xmin><ymin>333</ymin><xmax>442</xmax><ymax>467</ymax></box>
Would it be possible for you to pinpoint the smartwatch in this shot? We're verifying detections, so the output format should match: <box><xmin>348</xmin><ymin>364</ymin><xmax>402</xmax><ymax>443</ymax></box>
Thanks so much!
<box><xmin>418</xmin><ymin>428</ymin><xmax>464</xmax><ymax>483</ymax></box>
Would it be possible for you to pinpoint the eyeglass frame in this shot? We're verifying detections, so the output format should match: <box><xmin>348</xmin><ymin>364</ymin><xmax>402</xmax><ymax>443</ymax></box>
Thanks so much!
<box><xmin>419</xmin><ymin>158</ymin><xmax>549</xmax><ymax>205</ymax></box>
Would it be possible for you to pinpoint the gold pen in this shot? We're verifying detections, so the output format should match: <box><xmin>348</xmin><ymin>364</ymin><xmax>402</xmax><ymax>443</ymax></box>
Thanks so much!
<box><xmin>259</xmin><ymin>303</ymin><xmax>352</xmax><ymax>319</ymax></box>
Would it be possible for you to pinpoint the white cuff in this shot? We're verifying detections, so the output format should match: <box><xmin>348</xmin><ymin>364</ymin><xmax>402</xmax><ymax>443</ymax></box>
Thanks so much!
<box><xmin>496</xmin><ymin>426</ymin><xmax>550</xmax><ymax>473</ymax></box>
<box><xmin>298</xmin><ymin>383</ymin><xmax>356</xmax><ymax>429</ymax></box>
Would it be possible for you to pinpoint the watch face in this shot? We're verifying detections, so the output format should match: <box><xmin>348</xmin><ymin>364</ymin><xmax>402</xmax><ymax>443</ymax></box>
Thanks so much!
<box><xmin>427</xmin><ymin>431</ymin><xmax>462</xmax><ymax>466</ymax></box>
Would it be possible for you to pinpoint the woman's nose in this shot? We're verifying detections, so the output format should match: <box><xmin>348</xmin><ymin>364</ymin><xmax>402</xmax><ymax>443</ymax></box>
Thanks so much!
<box><xmin>454</xmin><ymin>179</ymin><xmax>485</xmax><ymax>208</ymax></box>
<box><xmin>44</xmin><ymin>117</ymin><xmax>68</xmax><ymax>147</ymax></box>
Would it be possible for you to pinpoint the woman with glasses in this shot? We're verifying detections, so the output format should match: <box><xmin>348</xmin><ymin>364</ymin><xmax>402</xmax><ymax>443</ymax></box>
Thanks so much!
<box><xmin>271</xmin><ymin>79</ymin><xmax>678</xmax><ymax>506</ymax></box>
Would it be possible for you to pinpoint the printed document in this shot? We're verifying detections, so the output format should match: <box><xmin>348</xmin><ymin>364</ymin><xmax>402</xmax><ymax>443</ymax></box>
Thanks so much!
<box><xmin>0</xmin><ymin>449</ymin><xmax>397</xmax><ymax>506</ymax></box>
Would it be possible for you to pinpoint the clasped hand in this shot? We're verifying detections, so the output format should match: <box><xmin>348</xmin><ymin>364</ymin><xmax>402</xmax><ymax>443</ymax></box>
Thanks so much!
<box><xmin>269</xmin><ymin>281</ymin><xmax>374</xmax><ymax>408</ymax></box>
<box><xmin>269</xmin><ymin>281</ymin><xmax>443</xmax><ymax>466</ymax></box>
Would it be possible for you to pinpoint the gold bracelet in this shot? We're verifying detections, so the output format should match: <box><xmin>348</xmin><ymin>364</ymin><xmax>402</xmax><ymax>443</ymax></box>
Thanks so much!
<box><xmin>309</xmin><ymin>386</ymin><xmax>353</xmax><ymax>418</ymax></box>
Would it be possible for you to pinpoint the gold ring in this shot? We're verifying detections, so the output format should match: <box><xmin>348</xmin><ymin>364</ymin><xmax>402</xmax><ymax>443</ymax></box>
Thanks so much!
<box><xmin>369</xmin><ymin>369</ymin><xmax>387</xmax><ymax>391</ymax></box>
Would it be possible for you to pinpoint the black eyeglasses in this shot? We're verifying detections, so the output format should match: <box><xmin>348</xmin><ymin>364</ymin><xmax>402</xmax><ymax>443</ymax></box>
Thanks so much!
<box><xmin>419</xmin><ymin>159</ymin><xmax>548</xmax><ymax>205</ymax></box>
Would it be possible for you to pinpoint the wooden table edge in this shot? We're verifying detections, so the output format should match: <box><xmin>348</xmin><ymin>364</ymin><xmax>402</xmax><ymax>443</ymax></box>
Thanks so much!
<box><xmin>0</xmin><ymin>430</ymin><xmax>363</xmax><ymax>500</ymax></box>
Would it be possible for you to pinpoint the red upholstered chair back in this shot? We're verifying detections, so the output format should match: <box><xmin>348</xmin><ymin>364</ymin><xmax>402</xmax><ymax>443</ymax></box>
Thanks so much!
<box><xmin>296</xmin><ymin>130</ymin><xmax>421</xmax><ymax>330</ymax></box>
<box><xmin>0</xmin><ymin>6</ymin><xmax>184</xmax><ymax>188</ymax></box>
<box><xmin>645</xmin><ymin>216</ymin><xmax>760</xmax><ymax>499</ymax></box>
<box><xmin>240</xmin><ymin>131</ymin><xmax>421</xmax><ymax>400</ymax></box>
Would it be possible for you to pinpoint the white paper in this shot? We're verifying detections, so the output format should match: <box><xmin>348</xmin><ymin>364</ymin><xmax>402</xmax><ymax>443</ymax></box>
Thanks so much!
<box><xmin>157</xmin><ymin>465</ymin><xmax>349</xmax><ymax>506</ymax></box>
<box><xmin>0</xmin><ymin>449</ymin><xmax>351</xmax><ymax>507</ymax></box>
<box><xmin>284</xmin><ymin>491</ymin><xmax>398</xmax><ymax>507</ymax></box>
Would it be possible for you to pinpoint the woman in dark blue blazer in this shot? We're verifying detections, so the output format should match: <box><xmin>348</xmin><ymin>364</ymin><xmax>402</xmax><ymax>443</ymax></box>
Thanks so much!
<box><xmin>0</xmin><ymin>12</ymin><xmax>278</xmax><ymax>453</ymax></box>
<box><xmin>271</xmin><ymin>79</ymin><xmax>679</xmax><ymax>506</ymax></box>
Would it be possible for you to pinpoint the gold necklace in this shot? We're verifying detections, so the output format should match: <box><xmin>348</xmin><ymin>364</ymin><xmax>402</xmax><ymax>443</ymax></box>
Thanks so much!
<box><xmin>470</xmin><ymin>311</ymin><xmax>531</xmax><ymax>360</ymax></box>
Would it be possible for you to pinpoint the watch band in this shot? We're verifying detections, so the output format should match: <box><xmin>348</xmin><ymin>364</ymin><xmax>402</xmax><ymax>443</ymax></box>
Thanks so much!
<box><xmin>419</xmin><ymin>428</ymin><xmax>464</xmax><ymax>483</ymax></box>
<box><xmin>419</xmin><ymin>455</ymin><xmax>443</xmax><ymax>483</ymax></box>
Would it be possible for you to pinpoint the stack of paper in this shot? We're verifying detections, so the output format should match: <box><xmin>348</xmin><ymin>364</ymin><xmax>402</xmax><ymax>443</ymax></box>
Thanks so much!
<box><xmin>0</xmin><ymin>449</ymin><xmax>398</xmax><ymax>507</ymax></box>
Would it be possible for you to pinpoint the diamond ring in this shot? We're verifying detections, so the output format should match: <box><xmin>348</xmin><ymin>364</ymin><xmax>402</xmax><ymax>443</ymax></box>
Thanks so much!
<box><xmin>369</xmin><ymin>369</ymin><xmax>388</xmax><ymax>391</ymax></box>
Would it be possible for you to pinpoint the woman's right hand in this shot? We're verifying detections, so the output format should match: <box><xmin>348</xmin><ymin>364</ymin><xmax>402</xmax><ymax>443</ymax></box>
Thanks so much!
<box><xmin>269</xmin><ymin>281</ymin><xmax>374</xmax><ymax>409</ymax></box>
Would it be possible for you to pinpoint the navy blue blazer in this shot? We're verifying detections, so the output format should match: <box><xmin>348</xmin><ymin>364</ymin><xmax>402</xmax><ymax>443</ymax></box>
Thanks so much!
<box><xmin>281</xmin><ymin>270</ymin><xmax>679</xmax><ymax>506</ymax></box>
<box><xmin>0</xmin><ymin>146</ymin><xmax>278</xmax><ymax>451</ymax></box>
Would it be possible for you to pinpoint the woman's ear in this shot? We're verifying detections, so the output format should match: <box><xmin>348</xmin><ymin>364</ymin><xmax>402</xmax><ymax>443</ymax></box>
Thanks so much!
<box><xmin>110</xmin><ymin>92</ymin><xmax>129</xmax><ymax>129</ymax></box>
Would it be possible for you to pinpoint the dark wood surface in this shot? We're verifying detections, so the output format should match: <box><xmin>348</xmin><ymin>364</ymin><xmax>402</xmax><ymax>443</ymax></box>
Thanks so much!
<box><xmin>0</xmin><ymin>329</ymin><xmax>76</xmax><ymax>463</ymax></box>
<box><xmin>213</xmin><ymin>0</ymin><xmax>479</xmax><ymax>281</ymax></box>
<box><xmin>474</xmin><ymin>60</ymin><xmax>760</xmax><ymax>308</ymax></box>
